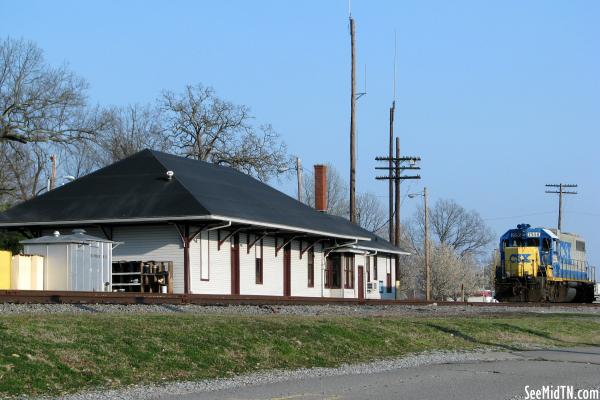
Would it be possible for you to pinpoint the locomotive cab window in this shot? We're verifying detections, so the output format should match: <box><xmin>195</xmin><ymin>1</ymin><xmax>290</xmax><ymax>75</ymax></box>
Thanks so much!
<box><xmin>541</xmin><ymin>238</ymin><xmax>551</xmax><ymax>252</ymax></box>
<box><xmin>508</xmin><ymin>238</ymin><xmax>539</xmax><ymax>247</ymax></box>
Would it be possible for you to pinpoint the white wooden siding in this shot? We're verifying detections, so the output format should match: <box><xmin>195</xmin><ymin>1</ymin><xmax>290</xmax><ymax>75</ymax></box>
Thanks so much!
<box><xmin>191</xmin><ymin>230</ymin><xmax>231</xmax><ymax>295</ymax></box>
<box><xmin>254</xmin><ymin>236</ymin><xmax>283</xmax><ymax>296</ymax></box>
<box><xmin>290</xmin><ymin>241</ymin><xmax>322</xmax><ymax>297</ymax></box>
<box><xmin>45</xmin><ymin>225</ymin><xmax>398</xmax><ymax>299</ymax></box>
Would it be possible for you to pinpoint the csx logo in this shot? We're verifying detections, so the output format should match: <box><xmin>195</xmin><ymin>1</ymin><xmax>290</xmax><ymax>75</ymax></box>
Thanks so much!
<box><xmin>509</xmin><ymin>254</ymin><xmax>531</xmax><ymax>263</ymax></box>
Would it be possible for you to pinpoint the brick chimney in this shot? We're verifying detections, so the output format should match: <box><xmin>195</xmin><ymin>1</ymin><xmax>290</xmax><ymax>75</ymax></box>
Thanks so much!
<box><xmin>314</xmin><ymin>164</ymin><xmax>328</xmax><ymax>212</ymax></box>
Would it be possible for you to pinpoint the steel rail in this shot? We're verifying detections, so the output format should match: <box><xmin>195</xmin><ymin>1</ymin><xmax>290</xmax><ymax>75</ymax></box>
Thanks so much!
<box><xmin>0</xmin><ymin>290</ymin><xmax>598</xmax><ymax>307</ymax></box>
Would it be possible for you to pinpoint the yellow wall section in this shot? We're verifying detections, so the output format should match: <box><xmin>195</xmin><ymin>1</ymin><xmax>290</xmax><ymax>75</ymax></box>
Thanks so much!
<box><xmin>0</xmin><ymin>250</ymin><xmax>11</xmax><ymax>289</ymax></box>
<box><xmin>504</xmin><ymin>246</ymin><xmax>539</xmax><ymax>277</ymax></box>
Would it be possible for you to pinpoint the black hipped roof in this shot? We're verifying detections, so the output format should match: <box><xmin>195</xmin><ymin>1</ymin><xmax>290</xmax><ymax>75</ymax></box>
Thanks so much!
<box><xmin>0</xmin><ymin>150</ymin><xmax>404</xmax><ymax>247</ymax></box>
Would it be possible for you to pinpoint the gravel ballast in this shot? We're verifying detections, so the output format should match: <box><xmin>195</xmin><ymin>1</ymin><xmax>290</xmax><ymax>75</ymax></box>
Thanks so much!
<box><xmin>0</xmin><ymin>302</ymin><xmax>598</xmax><ymax>316</ymax></box>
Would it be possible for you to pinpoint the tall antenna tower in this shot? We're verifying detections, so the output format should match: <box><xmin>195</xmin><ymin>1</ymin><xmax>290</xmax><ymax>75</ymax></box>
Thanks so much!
<box><xmin>388</xmin><ymin>31</ymin><xmax>397</xmax><ymax>242</ymax></box>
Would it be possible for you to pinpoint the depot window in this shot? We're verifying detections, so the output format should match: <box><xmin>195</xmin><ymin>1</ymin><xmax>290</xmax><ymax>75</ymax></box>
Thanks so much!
<box><xmin>307</xmin><ymin>247</ymin><xmax>315</xmax><ymax>288</ymax></box>
<box><xmin>373</xmin><ymin>256</ymin><xmax>378</xmax><ymax>280</ymax></box>
<box><xmin>344</xmin><ymin>255</ymin><xmax>354</xmax><ymax>289</ymax></box>
<box><xmin>325</xmin><ymin>254</ymin><xmax>342</xmax><ymax>289</ymax></box>
<box><xmin>255</xmin><ymin>238</ymin><xmax>263</xmax><ymax>285</ymax></box>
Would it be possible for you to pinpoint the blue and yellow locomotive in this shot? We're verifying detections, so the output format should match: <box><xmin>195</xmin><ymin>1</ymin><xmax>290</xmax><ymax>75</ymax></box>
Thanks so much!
<box><xmin>495</xmin><ymin>224</ymin><xmax>596</xmax><ymax>303</ymax></box>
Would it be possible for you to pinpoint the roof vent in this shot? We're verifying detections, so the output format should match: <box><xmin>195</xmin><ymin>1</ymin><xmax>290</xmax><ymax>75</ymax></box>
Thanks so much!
<box><xmin>53</xmin><ymin>231</ymin><xmax>60</xmax><ymax>237</ymax></box>
<box><xmin>72</xmin><ymin>229</ymin><xmax>86</xmax><ymax>235</ymax></box>
<box><xmin>166</xmin><ymin>171</ymin><xmax>174</xmax><ymax>180</ymax></box>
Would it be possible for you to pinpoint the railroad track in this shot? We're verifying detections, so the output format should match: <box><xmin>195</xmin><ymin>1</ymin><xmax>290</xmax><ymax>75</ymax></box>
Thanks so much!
<box><xmin>0</xmin><ymin>290</ymin><xmax>598</xmax><ymax>307</ymax></box>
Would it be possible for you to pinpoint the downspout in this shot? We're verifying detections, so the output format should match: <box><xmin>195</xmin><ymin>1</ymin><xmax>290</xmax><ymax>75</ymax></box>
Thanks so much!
<box><xmin>206</xmin><ymin>221</ymin><xmax>232</xmax><ymax>232</ymax></box>
<box><xmin>323</xmin><ymin>239</ymin><xmax>358</xmax><ymax>257</ymax></box>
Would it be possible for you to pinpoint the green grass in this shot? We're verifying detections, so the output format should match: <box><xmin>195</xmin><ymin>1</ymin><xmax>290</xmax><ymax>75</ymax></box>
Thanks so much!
<box><xmin>0</xmin><ymin>312</ymin><xmax>599</xmax><ymax>397</ymax></box>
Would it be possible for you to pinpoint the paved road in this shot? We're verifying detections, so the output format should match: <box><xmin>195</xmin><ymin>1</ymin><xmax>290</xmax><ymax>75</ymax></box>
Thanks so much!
<box><xmin>160</xmin><ymin>348</ymin><xmax>600</xmax><ymax>400</ymax></box>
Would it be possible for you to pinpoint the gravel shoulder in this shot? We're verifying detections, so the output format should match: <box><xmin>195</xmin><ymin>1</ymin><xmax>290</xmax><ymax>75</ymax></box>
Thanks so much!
<box><xmin>47</xmin><ymin>349</ymin><xmax>523</xmax><ymax>400</ymax></box>
<box><xmin>48</xmin><ymin>347</ymin><xmax>600</xmax><ymax>400</ymax></box>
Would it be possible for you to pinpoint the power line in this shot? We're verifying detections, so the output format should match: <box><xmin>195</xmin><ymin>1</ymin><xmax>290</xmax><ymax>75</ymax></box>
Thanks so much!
<box><xmin>375</xmin><ymin>149</ymin><xmax>421</xmax><ymax>247</ymax></box>
<box><xmin>370</xmin><ymin>182</ymin><xmax>415</xmax><ymax>234</ymax></box>
<box><xmin>545</xmin><ymin>183</ymin><xmax>578</xmax><ymax>231</ymax></box>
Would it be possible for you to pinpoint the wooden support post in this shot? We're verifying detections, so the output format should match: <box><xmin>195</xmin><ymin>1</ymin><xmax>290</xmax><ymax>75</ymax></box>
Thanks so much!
<box><xmin>299</xmin><ymin>239</ymin><xmax>325</xmax><ymax>259</ymax></box>
<box><xmin>247</xmin><ymin>232</ymin><xmax>268</xmax><ymax>254</ymax></box>
<box><xmin>276</xmin><ymin>236</ymin><xmax>297</xmax><ymax>257</ymax></box>
<box><xmin>183</xmin><ymin>224</ymin><xmax>190</xmax><ymax>295</ymax></box>
<box><xmin>218</xmin><ymin>228</ymin><xmax>243</xmax><ymax>250</ymax></box>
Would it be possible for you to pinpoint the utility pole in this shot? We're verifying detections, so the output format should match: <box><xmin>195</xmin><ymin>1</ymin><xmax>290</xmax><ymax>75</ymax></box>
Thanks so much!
<box><xmin>375</xmin><ymin>145</ymin><xmax>421</xmax><ymax>298</ymax></box>
<box><xmin>375</xmin><ymin>151</ymin><xmax>421</xmax><ymax>237</ymax></box>
<box><xmin>394</xmin><ymin>137</ymin><xmax>401</xmax><ymax>248</ymax></box>
<box><xmin>545</xmin><ymin>183</ymin><xmax>577</xmax><ymax>231</ymax></box>
<box><xmin>388</xmin><ymin>102</ymin><xmax>395</xmax><ymax>242</ymax></box>
<box><xmin>408</xmin><ymin>187</ymin><xmax>430</xmax><ymax>301</ymax></box>
<box><xmin>49</xmin><ymin>154</ymin><xmax>57</xmax><ymax>191</ymax></box>
<box><xmin>424</xmin><ymin>186</ymin><xmax>430</xmax><ymax>301</ymax></box>
<box><xmin>296</xmin><ymin>157</ymin><xmax>303</xmax><ymax>203</ymax></box>
<box><xmin>349</xmin><ymin>15</ymin><xmax>357</xmax><ymax>224</ymax></box>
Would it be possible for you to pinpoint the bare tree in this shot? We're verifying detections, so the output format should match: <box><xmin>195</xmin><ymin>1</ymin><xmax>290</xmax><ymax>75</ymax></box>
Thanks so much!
<box><xmin>0</xmin><ymin>142</ymin><xmax>47</xmax><ymax>202</ymax></box>
<box><xmin>98</xmin><ymin>104</ymin><xmax>169</xmax><ymax>163</ymax></box>
<box><xmin>54</xmin><ymin>140</ymin><xmax>101</xmax><ymax>179</ymax></box>
<box><xmin>402</xmin><ymin>199</ymin><xmax>493</xmax><ymax>300</ymax></box>
<box><xmin>0</xmin><ymin>37</ymin><xmax>105</xmax><ymax>144</ymax></box>
<box><xmin>160</xmin><ymin>84</ymin><xmax>291</xmax><ymax>181</ymax></box>
<box><xmin>482</xmin><ymin>249</ymin><xmax>499</xmax><ymax>290</ymax></box>
<box><xmin>406</xmin><ymin>198</ymin><xmax>494</xmax><ymax>257</ymax></box>
<box><xmin>356</xmin><ymin>192</ymin><xmax>387</xmax><ymax>234</ymax></box>
<box><xmin>301</xmin><ymin>164</ymin><xmax>388</xmax><ymax>235</ymax></box>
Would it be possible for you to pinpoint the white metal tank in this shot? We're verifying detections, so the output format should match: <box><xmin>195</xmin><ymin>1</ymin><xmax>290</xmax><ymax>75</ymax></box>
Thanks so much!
<box><xmin>21</xmin><ymin>229</ymin><xmax>116</xmax><ymax>291</ymax></box>
<box><xmin>11</xmin><ymin>255</ymin><xmax>32</xmax><ymax>290</ymax></box>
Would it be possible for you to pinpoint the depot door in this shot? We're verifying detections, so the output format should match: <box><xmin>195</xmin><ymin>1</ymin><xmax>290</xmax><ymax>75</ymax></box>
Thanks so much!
<box><xmin>283</xmin><ymin>244</ymin><xmax>291</xmax><ymax>297</ymax></box>
<box><xmin>358</xmin><ymin>266</ymin><xmax>365</xmax><ymax>301</ymax></box>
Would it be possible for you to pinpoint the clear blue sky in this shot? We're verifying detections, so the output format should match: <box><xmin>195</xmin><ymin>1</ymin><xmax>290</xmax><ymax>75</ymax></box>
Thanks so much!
<box><xmin>2</xmin><ymin>0</ymin><xmax>599</xmax><ymax>266</ymax></box>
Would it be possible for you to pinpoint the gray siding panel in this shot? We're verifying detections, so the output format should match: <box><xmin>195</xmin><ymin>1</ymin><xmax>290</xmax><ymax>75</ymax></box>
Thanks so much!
<box><xmin>112</xmin><ymin>225</ymin><xmax>184</xmax><ymax>294</ymax></box>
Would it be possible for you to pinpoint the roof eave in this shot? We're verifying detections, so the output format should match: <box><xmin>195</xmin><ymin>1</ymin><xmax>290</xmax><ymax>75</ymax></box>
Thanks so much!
<box><xmin>0</xmin><ymin>214</ymin><xmax>372</xmax><ymax>242</ymax></box>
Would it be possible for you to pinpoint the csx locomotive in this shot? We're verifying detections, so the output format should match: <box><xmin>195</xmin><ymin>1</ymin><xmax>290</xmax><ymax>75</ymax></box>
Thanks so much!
<box><xmin>495</xmin><ymin>224</ymin><xmax>596</xmax><ymax>303</ymax></box>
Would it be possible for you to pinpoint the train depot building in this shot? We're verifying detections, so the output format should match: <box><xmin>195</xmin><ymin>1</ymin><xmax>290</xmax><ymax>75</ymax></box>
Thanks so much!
<box><xmin>0</xmin><ymin>150</ymin><xmax>407</xmax><ymax>300</ymax></box>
